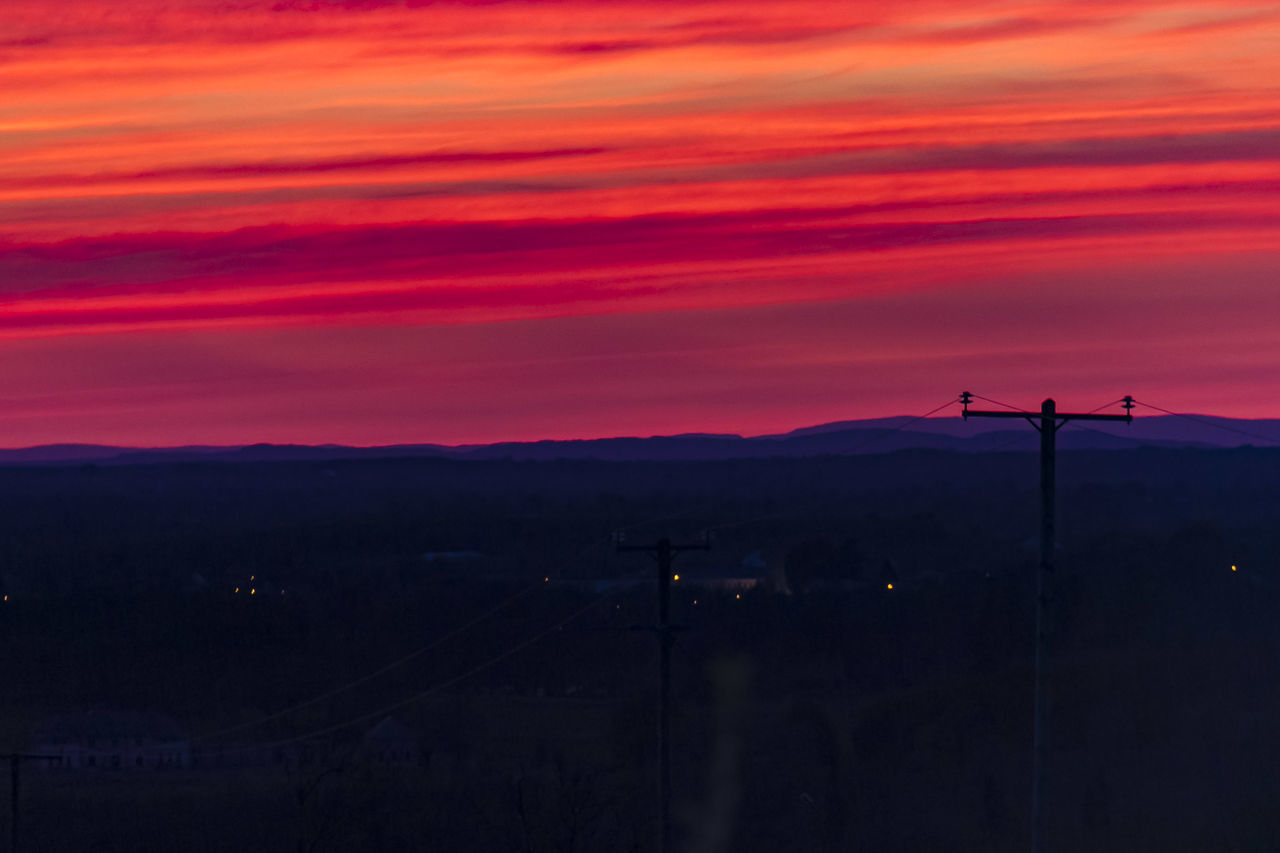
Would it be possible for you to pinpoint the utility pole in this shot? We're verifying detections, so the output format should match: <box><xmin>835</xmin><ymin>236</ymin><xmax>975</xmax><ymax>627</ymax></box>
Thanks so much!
<box><xmin>5</xmin><ymin>753</ymin><xmax>54</xmax><ymax>853</ymax></box>
<box><xmin>960</xmin><ymin>393</ymin><xmax>1134</xmax><ymax>853</ymax></box>
<box><xmin>617</xmin><ymin>535</ymin><xmax>710</xmax><ymax>853</ymax></box>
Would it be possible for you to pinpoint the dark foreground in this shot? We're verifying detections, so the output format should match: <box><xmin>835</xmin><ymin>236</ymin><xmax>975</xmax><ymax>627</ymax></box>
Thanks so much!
<box><xmin>2</xmin><ymin>448</ymin><xmax>1278</xmax><ymax>851</ymax></box>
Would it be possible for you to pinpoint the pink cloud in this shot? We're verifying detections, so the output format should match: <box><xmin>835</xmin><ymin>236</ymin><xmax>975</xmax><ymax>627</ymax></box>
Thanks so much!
<box><xmin>2</xmin><ymin>0</ymin><xmax>1279</xmax><ymax>442</ymax></box>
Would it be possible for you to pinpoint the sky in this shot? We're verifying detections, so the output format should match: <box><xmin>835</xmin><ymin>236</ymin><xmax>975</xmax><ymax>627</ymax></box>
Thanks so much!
<box><xmin>2</xmin><ymin>0</ymin><xmax>1279</xmax><ymax>446</ymax></box>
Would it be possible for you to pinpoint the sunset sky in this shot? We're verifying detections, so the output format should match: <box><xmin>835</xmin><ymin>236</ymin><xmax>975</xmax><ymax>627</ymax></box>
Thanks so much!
<box><xmin>3</xmin><ymin>0</ymin><xmax>1279</xmax><ymax>446</ymax></box>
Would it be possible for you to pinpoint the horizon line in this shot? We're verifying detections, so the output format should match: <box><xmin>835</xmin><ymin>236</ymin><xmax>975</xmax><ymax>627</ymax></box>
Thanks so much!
<box><xmin>1</xmin><ymin>410</ymin><xmax>1273</xmax><ymax>455</ymax></box>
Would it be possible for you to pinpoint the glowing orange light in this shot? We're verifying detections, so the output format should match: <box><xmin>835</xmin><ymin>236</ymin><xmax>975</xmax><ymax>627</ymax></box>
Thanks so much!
<box><xmin>1231</xmin><ymin>565</ymin><xmax>1238</xmax><ymax>572</ymax></box>
<box><xmin>673</xmin><ymin>574</ymin><xmax>680</xmax><ymax>582</ymax></box>
<box><xmin>735</xmin><ymin>593</ymin><xmax>740</xmax><ymax>600</ymax></box>
<box><xmin>250</xmin><ymin>588</ymin><xmax>256</xmax><ymax>595</ymax></box>
<box><xmin>887</xmin><ymin>583</ymin><xmax>894</xmax><ymax>590</ymax></box>
<box><xmin>2</xmin><ymin>595</ymin><xmax>6</xmax><ymax>601</ymax></box>
<box><xmin>234</xmin><ymin>587</ymin><xmax>239</xmax><ymax>593</ymax></box>
<box><xmin>544</xmin><ymin>577</ymin><xmax>549</xmax><ymax>582</ymax></box>
<box><xmin>250</xmin><ymin>575</ymin><xmax>255</xmax><ymax>581</ymax></box>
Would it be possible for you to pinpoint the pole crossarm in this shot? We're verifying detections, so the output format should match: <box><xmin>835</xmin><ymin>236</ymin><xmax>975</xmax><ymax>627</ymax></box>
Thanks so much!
<box><xmin>960</xmin><ymin>392</ymin><xmax>1134</xmax><ymax>431</ymax></box>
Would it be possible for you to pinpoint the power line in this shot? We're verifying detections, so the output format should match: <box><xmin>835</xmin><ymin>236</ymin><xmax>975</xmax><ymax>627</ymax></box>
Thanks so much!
<box><xmin>202</xmin><ymin>578</ymin><xmax>635</xmax><ymax>756</ymax></box>
<box><xmin>959</xmin><ymin>393</ymin><xmax>1047</xmax><ymax>451</ymax></box>
<box><xmin>194</xmin><ymin>579</ymin><xmax>545</xmax><ymax>743</ymax></box>
<box><xmin>1133</xmin><ymin>399</ymin><xmax>1280</xmax><ymax>446</ymax></box>
<box><xmin>611</xmin><ymin>398</ymin><xmax>962</xmax><ymax>541</ymax></box>
<box><xmin>837</xmin><ymin>397</ymin><xmax>960</xmax><ymax>454</ymax></box>
<box><xmin>592</xmin><ymin>398</ymin><xmax>965</xmax><ymax>551</ymax></box>
<box><xmin>972</xmin><ymin>396</ymin><xmax>1280</xmax><ymax>449</ymax></box>
<box><xmin>1085</xmin><ymin>398</ymin><xmax>1127</xmax><ymax>415</ymax></box>
<box><xmin>699</xmin><ymin>397</ymin><xmax>963</xmax><ymax>535</ymax></box>
<box><xmin>969</xmin><ymin>393</ymin><xmax>1026</xmax><ymax>413</ymax></box>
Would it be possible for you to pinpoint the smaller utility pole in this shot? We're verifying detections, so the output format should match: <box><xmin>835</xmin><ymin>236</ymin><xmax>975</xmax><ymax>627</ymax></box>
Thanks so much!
<box><xmin>960</xmin><ymin>393</ymin><xmax>1134</xmax><ymax>853</ymax></box>
<box><xmin>617</xmin><ymin>535</ymin><xmax>710</xmax><ymax>853</ymax></box>
<box><xmin>5</xmin><ymin>753</ymin><xmax>55</xmax><ymax>853</ymax></box>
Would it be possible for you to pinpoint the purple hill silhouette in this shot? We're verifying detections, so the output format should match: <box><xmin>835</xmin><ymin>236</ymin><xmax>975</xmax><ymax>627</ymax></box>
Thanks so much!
<box><xmin>0</xmin><ymin>412</ymin><xmax>1275</xmax><ymax>465</ymax></box>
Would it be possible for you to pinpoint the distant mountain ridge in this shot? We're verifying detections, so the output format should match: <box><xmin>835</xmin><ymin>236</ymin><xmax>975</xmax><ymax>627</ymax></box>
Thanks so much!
<box><xmin>1</xmin><ymin>413</ymin><xmax>1277</xmax><ymax>466</ymax></box>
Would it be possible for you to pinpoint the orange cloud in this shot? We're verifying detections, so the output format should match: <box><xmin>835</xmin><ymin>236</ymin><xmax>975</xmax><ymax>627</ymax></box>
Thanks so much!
<box><xmin>1</xmin><ymin>0</ymin><xmax>1279</xmax><ymax>443</ymax></box>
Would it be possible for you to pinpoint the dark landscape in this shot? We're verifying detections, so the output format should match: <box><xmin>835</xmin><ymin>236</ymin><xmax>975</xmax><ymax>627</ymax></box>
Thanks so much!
<box><xmin>3</xmin><ymin>416</ymin><xmax>1278</xmax><ymax>852</ymax></box>
<box><xmin>2</xmin><ymin>412</ymin><xmax>1275</xmax><ymax>466</ymax></box>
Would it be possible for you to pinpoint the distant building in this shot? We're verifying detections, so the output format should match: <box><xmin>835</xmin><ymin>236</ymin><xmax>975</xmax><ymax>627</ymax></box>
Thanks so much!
<box><xmin>31</xmin><ymin>710</ymin><xmax>190</xmax><ymax>770</ymax></box>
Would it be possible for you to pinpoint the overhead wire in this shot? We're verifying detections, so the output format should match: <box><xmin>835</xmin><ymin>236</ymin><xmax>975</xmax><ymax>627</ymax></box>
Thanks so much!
<box><xmin>702</xmin><ymin>397</ymin><xmax>963</xmax><ymax>535</ymax></box>
<box><xmin>609</xmin><ymin>397</ymin><xmax>962</xmax><ymax>537</ymax></box>
<box><xmin>969</xmin><ymin>393</ymin><xmax>1028</xmax><ymax>413</ymax></box>
<box><xmin>964</xmin><ymin>392</ymin><xmax>1044</xmax><ymax>451</ymax></box>
<box><xmin>200</xmin><ymin>569</ymin><xmax>646</xmax><ymax>756</ymax></box>
<box><xmin>1133</xmin><ymin>399</ymin><xmax>1280</xmax><ymax>446</ymax></box>
<box><xmin>199</xmin><ymin>501</ymin><xmax>705</xmax><ymax>745</ymax></box>
<box><xmin>1085</xmin><ymin>398</ymin><xmax>1127</xmax><ymax>415</ymax></box>
<box><xmin>837</xmin><ymin>397</ymin><xmax>961</xmax><ymax>454</ymax></box>
<box><xmin>968</xmin><ymin>394</ymin><xmax>1139</xmax><ymax>448</ymax></box>
<box><xmin>607</xmin><ymin>397</ymin><xmax>962</xmax><ymax>541</ymax></box>
<box><xmin>194</xmin><ymin>579</ymin><xmax>545</xmax><ymax>742</ymax></box>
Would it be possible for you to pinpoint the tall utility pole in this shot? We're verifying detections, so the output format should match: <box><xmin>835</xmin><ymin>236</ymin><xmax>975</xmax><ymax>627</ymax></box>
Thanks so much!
<box><xmin>618</xmin><ymin>535</ymin><xmax>710</xmax><ymax>853</ymax></box>
<box><xmin>5</xmin><ymin>753</ymin><xmax>54</xmax><ymax>853</ymax></box>
<box><xmin>960</xmin><ymin>393</ymin><xmax>1134</xmax><ymax>853</ymax></box>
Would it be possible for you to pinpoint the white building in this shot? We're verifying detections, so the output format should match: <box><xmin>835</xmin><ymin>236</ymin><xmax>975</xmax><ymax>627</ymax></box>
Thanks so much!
<box><xmin>31</xmin><ymin>710</ymin><xmax>190</xmax><ymax>770</ymax></box>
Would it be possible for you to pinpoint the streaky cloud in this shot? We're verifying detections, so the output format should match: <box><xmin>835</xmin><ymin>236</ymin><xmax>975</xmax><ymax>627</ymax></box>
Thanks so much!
<box><xmin>2</xmin><ymin>148</ymin><xmax>609</xmax><ymax>190</ymax></box>
<box><xmin>3</xmin><ymin>207</ymin><xmax>1276</xmax><ymax>300</ymax></box>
